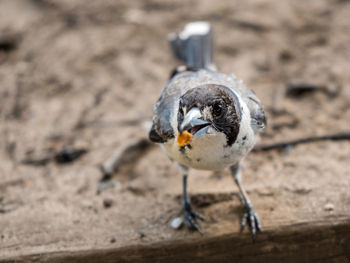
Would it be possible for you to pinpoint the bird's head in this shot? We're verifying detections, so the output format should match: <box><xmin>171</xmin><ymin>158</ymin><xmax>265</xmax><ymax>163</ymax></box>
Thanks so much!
<box><xmin>177</xmin><ymin>84</ymin><xmax>241</xmax><ymax>146</ymax></box>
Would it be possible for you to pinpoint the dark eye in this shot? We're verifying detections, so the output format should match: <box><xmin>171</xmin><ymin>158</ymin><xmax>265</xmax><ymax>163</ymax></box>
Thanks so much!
<box><xmin>213</xmin><ymin>103</ymin><xmax>222</xmax><ymax>117</ymax></box>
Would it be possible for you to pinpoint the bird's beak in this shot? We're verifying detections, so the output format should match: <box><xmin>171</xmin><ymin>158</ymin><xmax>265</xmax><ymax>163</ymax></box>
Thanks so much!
<box><xmin>177</xmin><ymin>107</ymin><xmax>211</xmax><ymax>146</ymax></box>
<box><xmin>179</xmin><ymin>107</ymin><xmax>209</xmax><ymax>132</ymax></box>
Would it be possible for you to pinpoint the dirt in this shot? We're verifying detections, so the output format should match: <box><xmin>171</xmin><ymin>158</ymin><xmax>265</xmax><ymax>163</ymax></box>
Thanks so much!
<box><xmin>0</xmin><ymin>0</ymin><xmax>350</xmax><ymax>260</ymax></box>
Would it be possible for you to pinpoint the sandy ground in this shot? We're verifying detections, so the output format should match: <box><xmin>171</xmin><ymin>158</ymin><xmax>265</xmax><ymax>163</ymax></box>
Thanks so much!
<box><xmin>0</xmin><ymin>0</ymin><xmax>350</xmax><ymax>260</ymax></box>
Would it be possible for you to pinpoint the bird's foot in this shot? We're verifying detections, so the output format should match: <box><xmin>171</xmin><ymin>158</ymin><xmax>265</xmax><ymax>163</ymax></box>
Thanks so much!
<box><xmin>240</xmin><ymin>201</ymin><xmax>262</xmax><ymax>241</ymax></box>
<box><xmin>182</xmin><ymin>201</ymin><xmax>205</xmax><ymax>234</ymax></box>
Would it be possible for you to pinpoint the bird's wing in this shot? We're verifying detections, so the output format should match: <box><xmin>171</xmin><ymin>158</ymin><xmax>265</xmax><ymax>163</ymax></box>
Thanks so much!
<box><xmin>242</xmin><ymin>89</ymin><xmax>266</xmax><ymax>132</ymax></box>
<box><xmin>149</xmin><ymin>89</ymin><xmax>176</xmax><ymax>143</ymax></box>
<box><xmin>149</xmin><ymin>70</ymin><xmax>197</xmax><ymax>143</ymax></box>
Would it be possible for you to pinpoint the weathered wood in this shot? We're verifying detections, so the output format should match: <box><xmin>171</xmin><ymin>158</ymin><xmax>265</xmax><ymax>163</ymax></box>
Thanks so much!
<box><xmin>2</xmin><ymin>220</ymin><xmax>350</xmax><ymax>263</ymax></box>
<box><xmin>1</xmin><ymin>141</ymin><xmax>350</xmax><ymax>262</ymax></box>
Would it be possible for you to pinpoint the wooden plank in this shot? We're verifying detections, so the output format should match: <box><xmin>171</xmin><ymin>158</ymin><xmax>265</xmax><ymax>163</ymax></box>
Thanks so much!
<box><xmin>1</xmin><ymin>142</ymin><xmax>350</xmax><ymax>262</ymax></box>
<box><xmin>3</xmin><ymin>220</ymin><xmax>350</xmax><ymax>263</ymax></box>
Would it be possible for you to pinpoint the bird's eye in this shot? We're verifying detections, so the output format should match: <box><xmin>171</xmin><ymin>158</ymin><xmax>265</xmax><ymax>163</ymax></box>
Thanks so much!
<box><xmin>213</xmin><ymin>103</ymin><xmax>222</xmax><ymax>117</ymax></box>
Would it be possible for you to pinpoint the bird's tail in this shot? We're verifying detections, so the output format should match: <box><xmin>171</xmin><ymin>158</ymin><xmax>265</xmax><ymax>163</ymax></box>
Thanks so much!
<box><xmin>168</xmin><ymin>22</ymin><xmax>216</xmax><ymax>70</ymax></box>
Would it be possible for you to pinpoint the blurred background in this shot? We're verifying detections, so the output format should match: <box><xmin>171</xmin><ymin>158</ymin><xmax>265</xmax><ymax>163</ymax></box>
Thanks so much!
<box><xmin>0</xmin><ymin>0</ymin><xmax>349</xmax><ymax>261</ymax></box>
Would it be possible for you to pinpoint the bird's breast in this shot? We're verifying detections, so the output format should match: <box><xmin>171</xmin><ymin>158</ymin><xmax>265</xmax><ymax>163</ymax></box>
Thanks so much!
<box><xmin>161</xmin><ymin>127</ymin><xmax>255</xmax><ymax>170</ymax></box>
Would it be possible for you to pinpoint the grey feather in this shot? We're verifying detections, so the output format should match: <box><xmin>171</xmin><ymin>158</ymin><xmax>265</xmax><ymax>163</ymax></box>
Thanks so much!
<box><xmin>168</xmin><ymin>22</ymin><xmax>215</xmax><ymax>70</ymax></box>
<box><xmin>246</xmin><ymin>91</ymin><xmax>266</xmax><ymax>132</ymax></box>
<box><xmin>234</xmin><ymin>84</ymin><xmax>266</xmax><ymax>132</ymax></box>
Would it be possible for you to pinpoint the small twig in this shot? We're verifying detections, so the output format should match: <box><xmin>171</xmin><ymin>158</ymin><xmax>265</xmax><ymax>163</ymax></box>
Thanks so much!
<box><xmin>74</xmin><ymin>88</ymin><xmax>108</xmax><ymax>130</ymax></box>
<box><xmin>0</xmin><ymin>199</ymin><xmax>23</xmax><ymax>214</ymax></box>
<box><xmin>22</xmin><ymin>147</ymin><xmax>88</xmax><ymax>166</ymax></box>
<box><xmin>100</xmin><ymin>138</ymin><xmax>153</xmax><ymax>180</ymax></box>
<box><xmin>0</xmin><ymin>178</ymin><xmax>24</xmax><ymax>191</ymax></box>
<box><xmin>54</xmin><ymin>148</ymin><xmax>88</xmax><ymax>164</ymax></box>
<box><xmin>22</xmin><ymin>156</ymin><xmax>52</xmax><ymax>166</ymax></box>
<box><xmin>253</xmin><ymin>132</ymin><xmax>350</xmax><ymax>152</ymax></box>
<box><xmin>97</xmin><ymin>138</ymin><xmax>153</xmax><ymax>194</ymax></box>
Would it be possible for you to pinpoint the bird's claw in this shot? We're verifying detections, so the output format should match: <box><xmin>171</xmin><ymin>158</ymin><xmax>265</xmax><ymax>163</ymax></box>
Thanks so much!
<box><xmin>182</xmin><ymin>201</ymin><xmax>205</xmax><ymax>234</ymax></box>
<box><xmin>240</xmin><ymin>202</ymin><xmax>262</xmax><ymax>241</ymax></box>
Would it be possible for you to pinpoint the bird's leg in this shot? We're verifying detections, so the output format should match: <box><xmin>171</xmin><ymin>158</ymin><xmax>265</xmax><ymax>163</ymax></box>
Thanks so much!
<box><xmin>230</xmin><ymin>163</ymin><xmax>262</xmax><ymax>240</ymax></box>
<box><xmin>181</xmin><ymin>169</ymin><xmax>205</xmax><ymax>234</ymax></box>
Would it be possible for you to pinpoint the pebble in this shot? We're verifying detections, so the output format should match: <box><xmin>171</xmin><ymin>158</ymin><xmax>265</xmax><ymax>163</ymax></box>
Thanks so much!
<box><xmin>138</xmin><ymin>232</ymin><xmax>145</xmax><ymax>239</ymax></box>
<box><xmin>324</xmin><ymin>203</ymin><xmax>334</xmax><ymax>211</ymax></box>
<box><xmin>170</xmin><ymin>217</ymin><xmax>183</xmax><ymax>229</ymax></box>
<box><xmin>103</xmin><ymin>199</ymin><xmax>114</xmax><ymax>208</ymax></box>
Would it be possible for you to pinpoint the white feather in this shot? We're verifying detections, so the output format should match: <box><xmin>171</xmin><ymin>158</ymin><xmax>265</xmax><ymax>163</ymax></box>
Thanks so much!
<box><xmin>161</xmin><ymin>91</ymin><xmax>256</xmax><ymax>171</ymax></box>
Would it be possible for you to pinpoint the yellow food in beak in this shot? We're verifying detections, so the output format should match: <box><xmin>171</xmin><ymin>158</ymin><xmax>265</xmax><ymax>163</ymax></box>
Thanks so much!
<box><xmin>177</xmin><ymin>131</ymin><xmax>193</xmax><ymax>146</ymax></box>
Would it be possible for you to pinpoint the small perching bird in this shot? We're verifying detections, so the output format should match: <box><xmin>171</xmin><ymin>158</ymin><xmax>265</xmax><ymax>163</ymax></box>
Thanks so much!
<box><xmin>149</xmin><ymin>22</ymin><xmax>266</xmax><ymax>238</ymax></box>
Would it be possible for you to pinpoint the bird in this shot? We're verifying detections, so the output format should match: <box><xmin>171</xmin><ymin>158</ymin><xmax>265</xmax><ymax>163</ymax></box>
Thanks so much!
<box><xmin>149</xmin><ymin>22</ymin><xmax>266</xmax><ymax>239</ymax></box>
